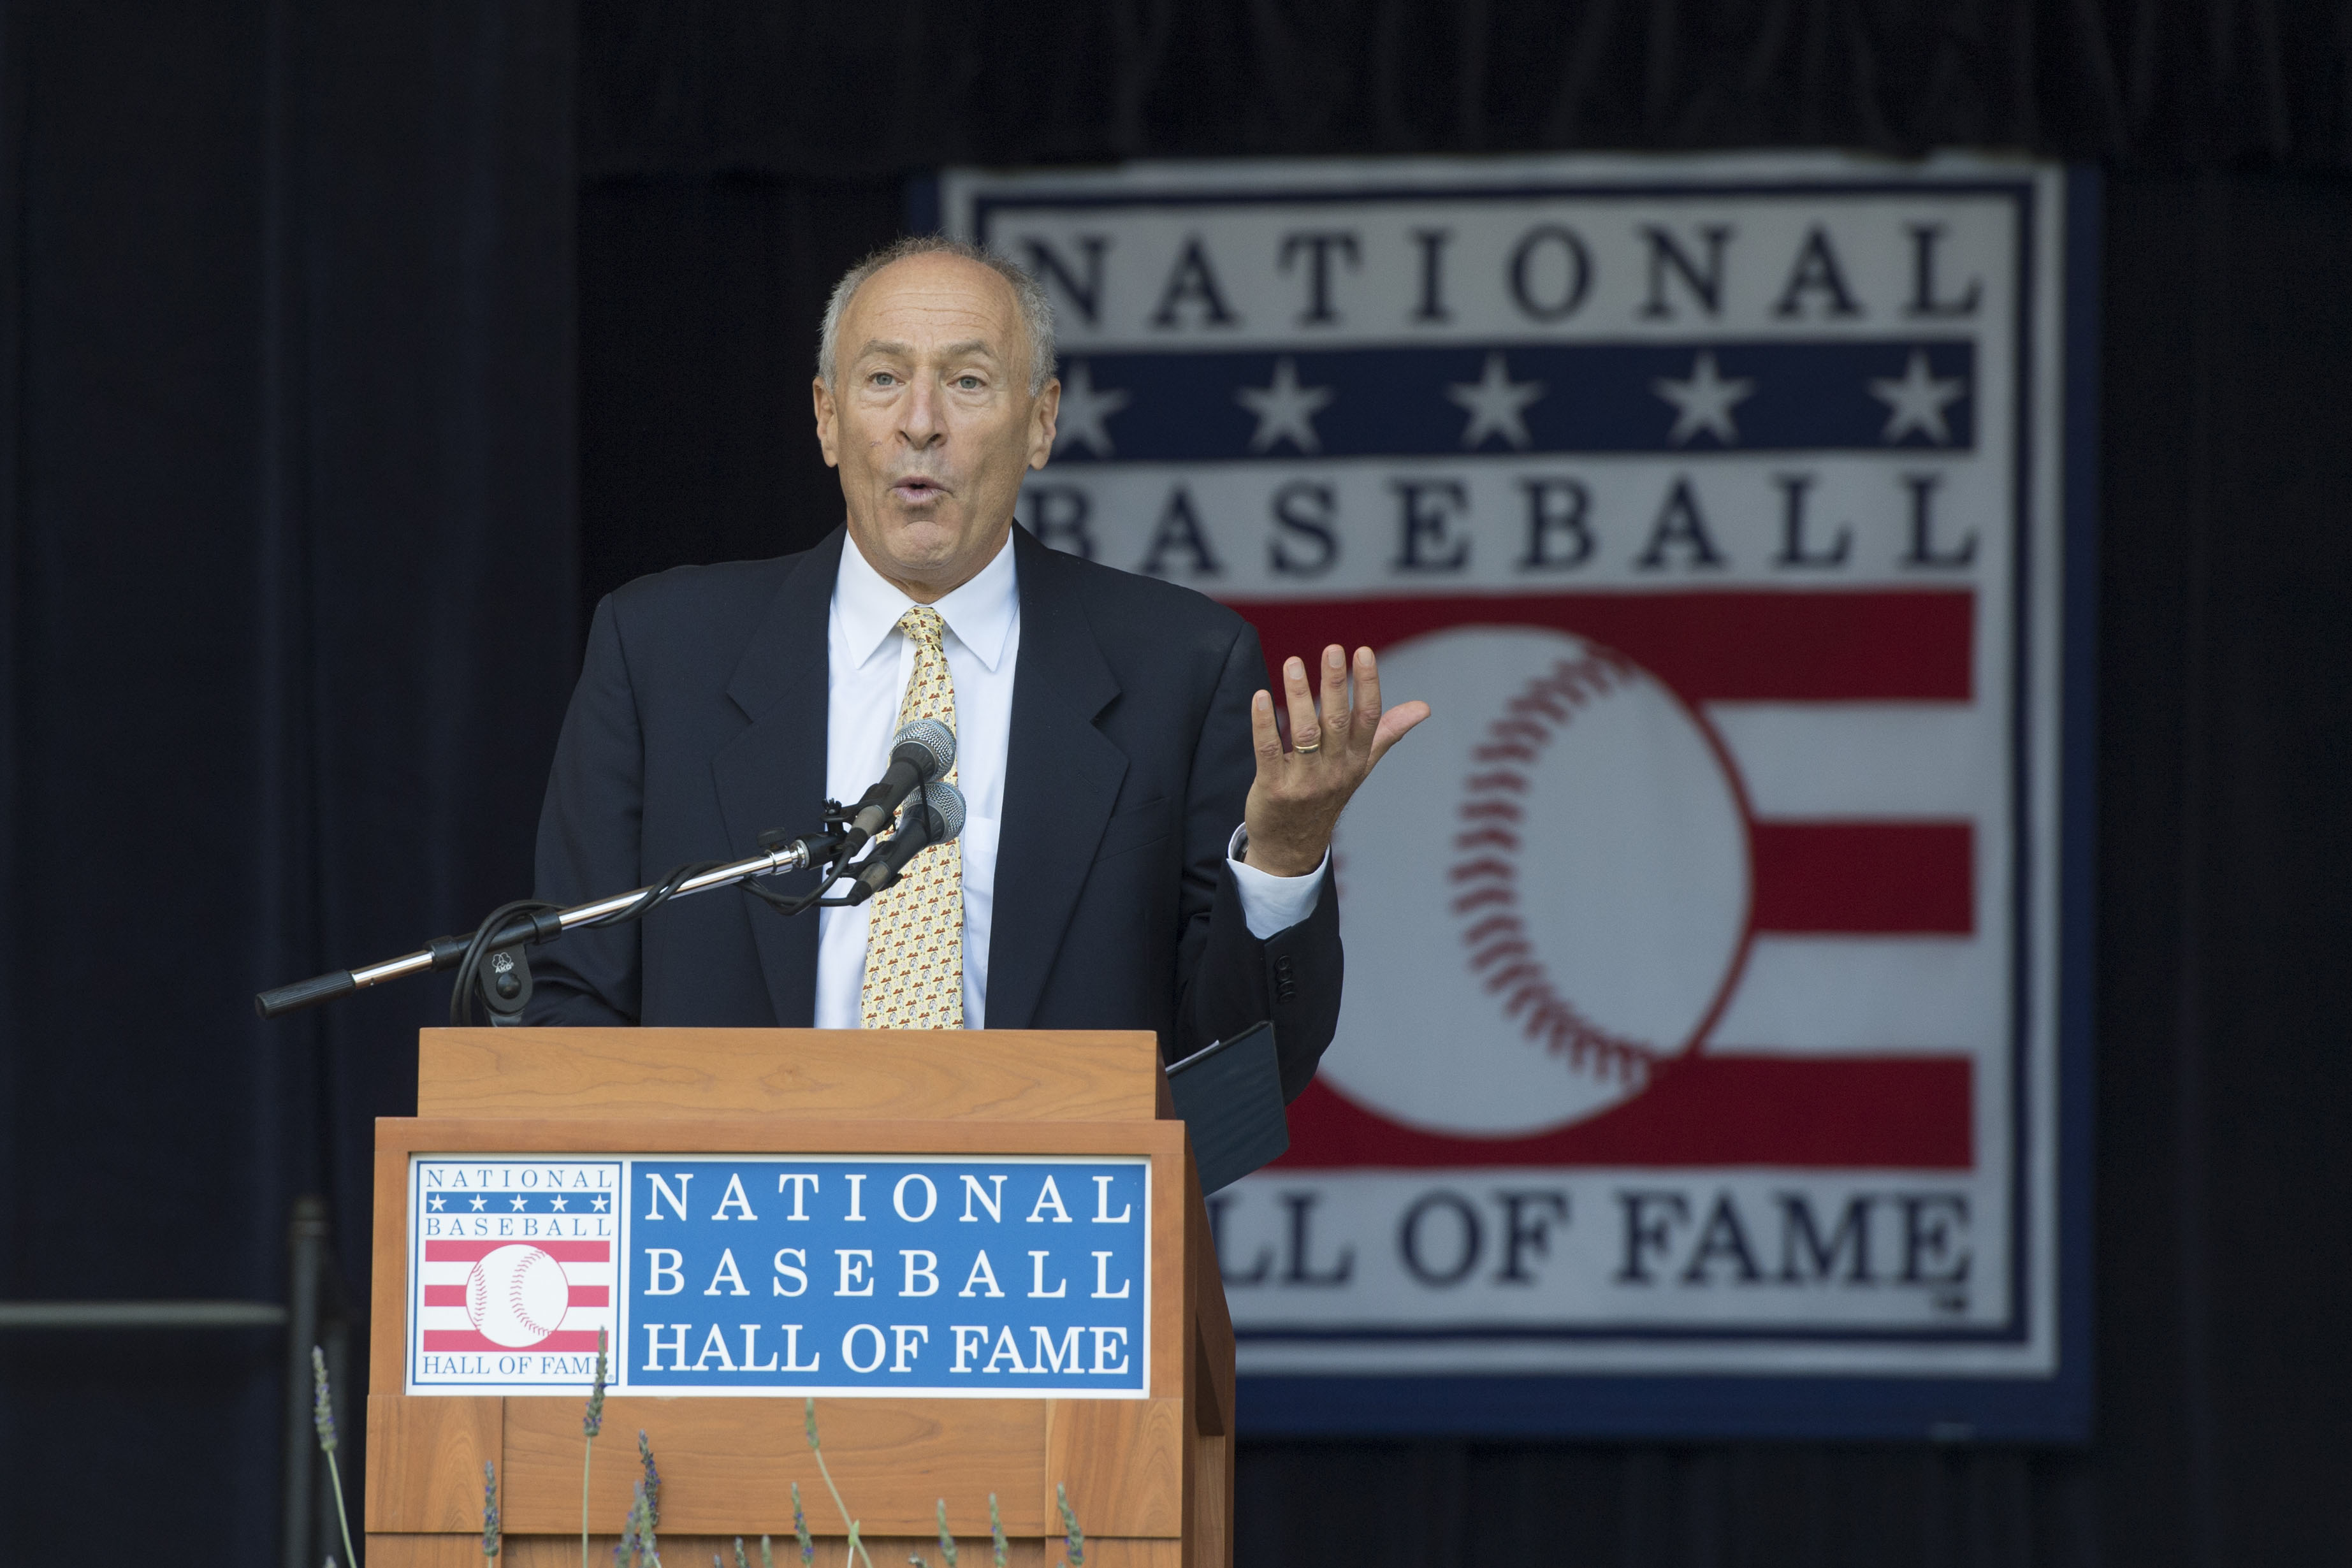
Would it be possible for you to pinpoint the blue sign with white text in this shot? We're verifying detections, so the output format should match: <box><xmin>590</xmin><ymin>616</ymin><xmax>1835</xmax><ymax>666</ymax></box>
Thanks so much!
<box><xmin>622</xmin><ymin>1156</ymin><xmax>1149</xmax><ymax>1397</ymax></box>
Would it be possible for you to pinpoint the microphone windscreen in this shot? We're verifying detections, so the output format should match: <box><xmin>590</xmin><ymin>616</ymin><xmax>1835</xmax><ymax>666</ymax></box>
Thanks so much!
<box><xmin>922</xmin><ymin>779</ymin><xmax>967</xmax><ymax>842</ymax></box>
<box><xmin>893</xmin><ymin>717</ymin><xmax>957</xmax><ymax>780</ymax></box>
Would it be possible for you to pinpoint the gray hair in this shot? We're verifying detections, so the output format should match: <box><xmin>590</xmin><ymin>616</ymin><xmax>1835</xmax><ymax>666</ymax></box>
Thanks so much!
<box><xmin>817</xmin><ymin>235</ymin><xmax>1058</xmax><ymax>396</ymax></box>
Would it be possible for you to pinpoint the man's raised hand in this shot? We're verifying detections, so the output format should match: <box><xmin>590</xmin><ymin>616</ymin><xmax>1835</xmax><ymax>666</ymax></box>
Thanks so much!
<box><xmin>1242</xmin><ymin>644</ymin><xmax>1430</xmax><ymax>878</ymax></box>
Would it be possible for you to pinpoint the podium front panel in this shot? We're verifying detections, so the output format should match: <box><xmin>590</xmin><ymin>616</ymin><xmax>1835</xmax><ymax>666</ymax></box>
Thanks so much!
<box><xmin>368</xmin><ymin>1107</ymin><xmax>1229</xmax><ymax>1567</ymax></box>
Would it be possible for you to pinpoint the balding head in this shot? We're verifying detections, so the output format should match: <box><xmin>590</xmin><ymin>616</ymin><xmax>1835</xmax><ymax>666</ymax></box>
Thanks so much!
<box><xmin>811</xmin><ymin>243</ymin><xmax>1064</xmax><ymax>602</ymax></box>
<box><xmin>818</xmin><ymin>236</ymin><xmax>1057</xmax><ymax>395</ymax></box>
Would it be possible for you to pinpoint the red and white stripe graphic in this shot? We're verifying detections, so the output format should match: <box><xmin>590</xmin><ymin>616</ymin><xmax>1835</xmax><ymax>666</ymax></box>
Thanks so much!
<box><xmin>416</xmin><ymin>1237</ymin><xmax>614</xmax><ymax>1353</ymax></box>
<box><xmin>1237</xmin><ymin>589</ymin><xmax>1985</xmax><ymax>1172</ymax></box>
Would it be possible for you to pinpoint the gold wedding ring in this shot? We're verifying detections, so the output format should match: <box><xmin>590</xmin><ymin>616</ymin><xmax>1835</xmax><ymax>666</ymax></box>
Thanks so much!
<box><xmin>1294</xmin><ymin>738</ymin><xmax>1321</xmax><ymax>754</ymax></box>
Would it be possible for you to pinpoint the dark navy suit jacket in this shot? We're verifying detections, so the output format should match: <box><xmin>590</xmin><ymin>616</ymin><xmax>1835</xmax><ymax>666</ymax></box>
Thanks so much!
<box><xmin>523</xmin><ymin>523</ymin><xmax>1340</xmax><ymax>1098</ymax></box>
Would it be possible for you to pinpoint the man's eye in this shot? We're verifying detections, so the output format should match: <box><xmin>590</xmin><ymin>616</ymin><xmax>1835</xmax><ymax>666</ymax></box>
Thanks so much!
<box><xmin>955</xmin><ymin>375</ymin><xmax>982</xmax><ymax>390</ymax></box>
<box><xmin>871</xmin><ymin>372</ymin><xmax>897</xmax><ymax>387</ymax></box>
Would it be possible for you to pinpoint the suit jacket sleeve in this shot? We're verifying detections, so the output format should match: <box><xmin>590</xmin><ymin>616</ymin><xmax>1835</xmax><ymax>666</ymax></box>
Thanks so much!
<box><xmin>1170</xmin><ymin>619</ymin><xmax>1344</xmax><ymax>1101</ymax></box>
<box><xmin>522</xmin><ymin>593</ymin><xmax>644</xmax><ymax>1026</ymax></box>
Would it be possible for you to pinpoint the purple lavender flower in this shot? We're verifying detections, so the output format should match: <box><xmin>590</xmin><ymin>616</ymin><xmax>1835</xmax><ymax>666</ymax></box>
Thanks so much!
<box><xmin>310</xmin><ymin>1346</ymin><xmax>337</xmax><ymax>1454</ymax></box>
<box><xmin>987</xmin><ymin>1495</ymin><xmax>1006</xmax><ymax>1568</ymax></box>
<box><xmin>585</xmin><ymin>1326</ymin><xmax>609</xmax><ymax>1437</ymax></box>
<box><xmin>935</xmin><ymin>1499</ymin><xmax>958</xmax><ymax>1568</ymax></box>
<box><xmin>792</xmin><ymin>1481</ymin><xmax>815</xmax><ymax>1566</ymax></box>
<box><xmin>1055</xmin><ymin>1484</ymin><xmax>1084</xmax><ymax>1568</ymax></box>
<box><xmin>483</xmin><ymin>1460</ymin><xmax>502</xmax><ymax>1557</ymax></box>
<box><xmin>312</xmin><ymin>1347</ymin><xmax>359</xmax><ymax>1568</ymax></box>
<box><xmin>616</xmin><ymin>1476</ymin><xmax>662</xmax><ymax>1568</ymax></box>
<box><xmin>637</xmin><ymin>1430</ymin><xmax>662</xmax><ymax>1528</ymax></box>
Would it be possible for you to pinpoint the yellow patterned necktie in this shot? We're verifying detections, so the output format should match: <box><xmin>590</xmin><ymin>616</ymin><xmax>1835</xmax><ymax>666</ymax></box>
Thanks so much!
<box><xmin>860</xmin><ymin>606</ymin><xmax>964</xmax><ymax>1029</ymax></box>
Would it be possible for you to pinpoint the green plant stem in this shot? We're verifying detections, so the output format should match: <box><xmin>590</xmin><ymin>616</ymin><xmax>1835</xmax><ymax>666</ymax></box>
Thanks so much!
<box><xmin>582</xmin><ymin>1432</ymin><xmax>595</xmax><ymax>1568</ymax></box>
<box><xmin>808</xmin><ymin>1441</ymin><xmax>875</xmax><ymax>1568</ymax></box>
<box><xmin>325</xmin><ymin>1448</ymin><xmax>360</xmax><ymax>1568</ymax></box>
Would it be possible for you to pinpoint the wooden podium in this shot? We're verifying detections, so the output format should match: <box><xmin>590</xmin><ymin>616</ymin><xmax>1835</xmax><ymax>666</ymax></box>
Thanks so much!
<box><xmin>365</xmin><ymin>1029</ymin><xmax>1235</xmax><ymax>1567</ymax></box>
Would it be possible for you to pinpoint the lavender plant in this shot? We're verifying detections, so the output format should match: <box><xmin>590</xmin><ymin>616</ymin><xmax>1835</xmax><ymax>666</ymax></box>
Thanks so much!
<box><xmin>583</xmin><ymin>1326</ymin><xmax>609</xmax><ymax>1568</ymax></box>
<box><xmin>640</xmin><ymin>1430</ymin><xmax>664</xmax><ymax>1528</ymax></box>
<box><xmin>792</xmin><ymin>1482</ymin><xmax>815</xmax><ymax>1566</ymax></box>
<box><xmin>1054</xmin><ymin>1484</ymin><xmax>1084</xmax><ymax>1568</ymax></box>
<box><xmin>987</xmin><ymin>1495</ymin><xmax>1006</xmax><ymax>1568</ymax></box>
<box><xmin>614</xmin><ymin>1430</ymin><xmax>663</xmax><ymax>1568</ymax></box>
<box><xmin>483</xmin><ymin>1461</ymin><xmax>502</xmax><ymax>1557</ymax></box>
<box><xmin>936</xmin><ymin>1499</ymin><xmax>959</xmax><ymax>1568</ymax></box>
<box><xmin>312</xmin><ymin>1346</ymin><xmax>360</xmax><ymax>1568</ymax></box>
<box><xmin>802</xmin><ymin>1397</ymin><xmax>875</xmax><ymax>1568</ymax></box>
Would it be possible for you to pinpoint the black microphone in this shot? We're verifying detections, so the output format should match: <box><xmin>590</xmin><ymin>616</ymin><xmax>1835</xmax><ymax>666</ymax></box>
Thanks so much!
<box><xmin>840</xmin><ymin>718</ymin><xmax>957</xmax><ymax>859</ymax></box>
<box><xmin>843</xmin><ymin>780</ymin><xmax>966</xmax><ymax>905</ymax></box>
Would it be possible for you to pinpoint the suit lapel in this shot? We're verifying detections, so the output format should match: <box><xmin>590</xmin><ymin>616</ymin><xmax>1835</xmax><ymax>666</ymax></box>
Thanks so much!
<box><xmin>711</xmin><ymin>528</ymin><xmax>845</xmax><ymax>1026</ymax></box>
<box><xmin>987</xmin><ymin>526</ymin><xmax>1126</xmax><ymax>1029</ymax></box>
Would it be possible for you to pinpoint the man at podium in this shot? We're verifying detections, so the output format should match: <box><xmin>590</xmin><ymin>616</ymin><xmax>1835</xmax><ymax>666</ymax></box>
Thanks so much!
<box><xmin>525</xmin><ymin>236</ymin><xmax>1425</xmax><ymax>1098</ymax></box>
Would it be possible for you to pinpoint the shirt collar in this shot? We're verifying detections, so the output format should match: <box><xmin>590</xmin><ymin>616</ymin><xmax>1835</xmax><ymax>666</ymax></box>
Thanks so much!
<box><xmin>832</xmin><ymin>528</ymin><xmax>1019</xmax><ymax>673</ymax></box>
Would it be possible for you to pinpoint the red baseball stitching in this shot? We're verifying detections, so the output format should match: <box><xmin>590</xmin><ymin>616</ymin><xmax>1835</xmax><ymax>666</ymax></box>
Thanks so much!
<box><xmin>508</xmin><ymin>1251</ymin><xmax>559</xmax><ymax>1341</ymax></box>
<box><xmin>1452</xmin><ymin>648</ymin><xmax>1660</xmax><ymax>1087</ymax></box>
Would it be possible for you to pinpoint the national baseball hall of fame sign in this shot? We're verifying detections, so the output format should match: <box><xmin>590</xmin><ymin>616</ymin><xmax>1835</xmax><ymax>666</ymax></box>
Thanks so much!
<box><xmin>940</xmin><ymin>154</ymin><xmax>2095</xmax><ymax>1441</ymax></box>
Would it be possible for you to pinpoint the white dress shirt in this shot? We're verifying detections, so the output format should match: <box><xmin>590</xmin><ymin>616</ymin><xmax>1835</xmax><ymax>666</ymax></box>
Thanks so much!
<box><xmin>816</xmin><ymin>533</ymin><xmax>1325</xmax><ymax>1027</ymax></box>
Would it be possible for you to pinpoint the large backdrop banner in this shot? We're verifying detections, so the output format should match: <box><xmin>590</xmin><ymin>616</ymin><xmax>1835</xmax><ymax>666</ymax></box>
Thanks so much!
<box><xmin>942</xmin><ymin>154</ymin><xmax>2095</xmax><ymax>1441</ymax></box>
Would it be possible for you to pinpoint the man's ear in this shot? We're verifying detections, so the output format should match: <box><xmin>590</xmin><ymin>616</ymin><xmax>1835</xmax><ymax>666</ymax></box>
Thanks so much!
<box><xmin>812</xmin><ymin>375</ymin><xmax>839</xmax><ymax>468</ymax></box>
<box><xmin>1028</xmin><ymin>377</ymin><xmax>1062</xmax><ymax>470</ymax></box>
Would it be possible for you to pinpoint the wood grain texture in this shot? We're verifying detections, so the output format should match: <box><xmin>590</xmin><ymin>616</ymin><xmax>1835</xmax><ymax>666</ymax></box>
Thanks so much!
<box><xmin>501</xmin><ymin>1395</ymin><xmax>1050</xmax><ymax>1535</ymax></box>
<box><xmin>1081</xmin><ymin>1539</ymin><xmax>1186</xmax><ymax>1568</ymax></box>
<box><xmin>417</xmin><ymin>1029</ymin><xmax>1165</xmax><ymax>1122</ymax></box>
<box><xmin>498</xmin><ymin>1535</ymin><xmax>1055</xmax><ymax>1567</ymax></box>
<box><xmin>371</xmin><ymin>1141</ymin><xmax>413</xmax><ymax>1396</ymax></box>
<box><xmin>381</xmin><ymin>1116</ymin><xmax>1189</xmax><ymax>1160</ymax></box>
<box><xmin>365</xmin><ymin>1395</ymin><xmax>502</xmax><ymax>1531</ymax></box>
<box><xmin>1185</xmin><ymin>1180</ymin><xmax>1235</xmax><ymax>1438</ymax></box>
<box><xmin>1044</xmin><ymin>1398</ymin><xmax>1184</xmax><ymax>1536</ymax></box>
<box><xmin>1192</xmin><ymin>1427</ymin><xmax>1232</xmax><ymax>1568</ymax></box>
<box><xmin>362</xmin><ymin>1536</ymin><xmax>493</xmax><ymax>1568</ymax></box>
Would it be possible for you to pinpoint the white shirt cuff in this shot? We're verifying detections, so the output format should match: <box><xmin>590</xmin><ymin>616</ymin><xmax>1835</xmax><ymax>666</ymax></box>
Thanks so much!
<box><xmin>1226</xmin><ymin>824</ymin><xmax>1327</xmax><ymax>940</ymax></box>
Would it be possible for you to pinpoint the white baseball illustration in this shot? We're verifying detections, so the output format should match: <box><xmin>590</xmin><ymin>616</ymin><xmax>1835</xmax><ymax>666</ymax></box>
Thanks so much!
<box><xmin>1323</xmin><ymin>626</ymin><xmax>1753</xmax><ymax>1136</ymax></box>
<box><xmin>463</xmin><ymin>1244</ymin><xmax>570</xmax><ymax>1348</ymax></box>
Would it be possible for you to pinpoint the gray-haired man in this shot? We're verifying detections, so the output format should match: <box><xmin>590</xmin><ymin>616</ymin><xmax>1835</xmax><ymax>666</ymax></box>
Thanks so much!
<box><xmin>526</xmin><ymin>236</ymin><xmax>1425</xmax><ymax>1094</ymax></box>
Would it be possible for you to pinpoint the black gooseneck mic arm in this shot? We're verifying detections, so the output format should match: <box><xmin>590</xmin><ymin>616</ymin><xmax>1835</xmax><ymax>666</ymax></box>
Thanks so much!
<box><xmin>253</xmin><ymin>816</ymin><xmax>855</xmax><ymax>1023</ymax></box>
<box><xmin>256</xmin><ymin>723</ymin><xmax>966</xmax><ymax>1026</ymax></box>
<box><xmin>256</xmin><ymin>784</ymin><xmax>971</xmax><ymax>1025</ymax></box>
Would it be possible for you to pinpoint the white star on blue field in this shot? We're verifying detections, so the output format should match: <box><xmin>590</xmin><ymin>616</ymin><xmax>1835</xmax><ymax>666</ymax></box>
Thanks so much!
<box><xmin>1653</xmin><ymin>350</ymin><xmax>1757</xmax><ymax>445</ymax></box>
<box><xmin>1235</xmin><ymin>356</ymin><xmax>1337</xmax><ymax>453</ymax></box>
<box><xmin>1869</xmin><ymin>349</ymin><xmax>1969</xmax><ymax>443</ymax></box>
<box><xmin>1033</xmin><ymin>342</ymin><xmax>1973</xmax><ymax>461</ymax></box>
<box><xmin>1054</xmin><ymin>359</ymin><xmax>1130</xmax><ymax>458</ymax></box>
<box><xmin>1446</xmin><ymin>352</ymin><xmax>1545</xmax><ymax>449</ymax></box>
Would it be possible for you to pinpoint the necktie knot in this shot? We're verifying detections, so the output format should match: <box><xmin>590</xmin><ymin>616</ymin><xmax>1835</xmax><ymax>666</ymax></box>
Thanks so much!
<box><xmin>897</xmin><ymin>606</ymin><xmax>946</xmax><ymax>653</ymax></box>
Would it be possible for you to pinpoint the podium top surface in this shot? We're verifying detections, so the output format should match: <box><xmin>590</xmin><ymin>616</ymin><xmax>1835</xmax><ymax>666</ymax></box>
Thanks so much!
<box><xmin>415</xmin><ymin>1027</ymin><xmax>1173</xmax><ymax>1122</ymax></box>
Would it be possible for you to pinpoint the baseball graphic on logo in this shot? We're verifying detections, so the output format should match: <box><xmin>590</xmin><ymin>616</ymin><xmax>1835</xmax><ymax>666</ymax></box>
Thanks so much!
<box><xmin>463</xmin><ymin>1244</ymin><xmax>569</xmax><ymax>1349</ymax></box>
<box><xmin>1324</xmin><ymin>626</ymin><xmax>1752</xmax><ymax>1136</ymax></box>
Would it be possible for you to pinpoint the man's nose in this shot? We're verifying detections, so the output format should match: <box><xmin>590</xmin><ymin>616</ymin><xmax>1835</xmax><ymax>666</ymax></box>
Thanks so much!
<box><xmin>900</xmin><ymin>377</ymin><xmax>945</xmax><ymax>446</ymax></box>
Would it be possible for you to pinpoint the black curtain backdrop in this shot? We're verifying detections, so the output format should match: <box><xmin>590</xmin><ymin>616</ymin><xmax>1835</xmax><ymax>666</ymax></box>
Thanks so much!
<box><xmin>0</xmin><ymin>2</ymin><xmax>574</xmax><ymax>1558</ymax></box>
<box><xmin>4</xmin><ymin>1</ymin><xmax>2349</xmax><ymax>1562</ymax></box>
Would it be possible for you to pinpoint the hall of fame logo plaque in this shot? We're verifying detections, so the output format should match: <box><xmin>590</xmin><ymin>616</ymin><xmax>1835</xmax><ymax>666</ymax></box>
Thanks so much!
<box><xmin>946</xmin><ymin>154</ymin><xmax>2092</xmax><ymax>1439</ymax></box>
